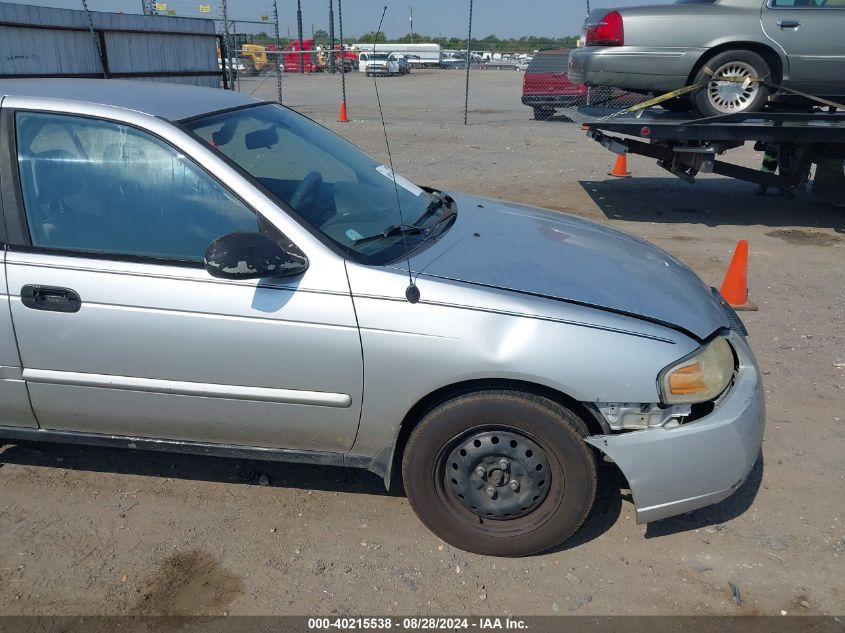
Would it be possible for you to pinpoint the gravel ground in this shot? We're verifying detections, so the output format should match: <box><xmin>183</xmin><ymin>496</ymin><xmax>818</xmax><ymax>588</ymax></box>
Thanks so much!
<box><xmin>1</xmin><ymin>70</ymin><xmax>843</xmax><ymax>617</ymax></box>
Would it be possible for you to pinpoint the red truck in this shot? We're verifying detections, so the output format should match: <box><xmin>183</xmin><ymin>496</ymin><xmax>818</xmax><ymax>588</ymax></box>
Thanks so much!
<box><xmin>284</xmin><ymin>39</ymin><xmax>321</xmax><ymax>73</ymax></box>
<box><xmin>334</xmin><ymin>45</ymin><xmax>358</xmax><ymax>72</ymax></box>
<box><xmin>284</xmin><ymin>40</ymin><xmax>357</xmax><ymax>73</ymax></box>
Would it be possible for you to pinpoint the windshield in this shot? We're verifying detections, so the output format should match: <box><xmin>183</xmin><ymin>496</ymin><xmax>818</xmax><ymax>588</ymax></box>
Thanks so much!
<box><xmin>185</xmin><ymin>104</ymin><xmax>439</xmax><ymax>263</ymax></box>
<box><xmin>371</xmin><ymin>53</ymin><xmax>389</xmax><ymax>60</ymax></box>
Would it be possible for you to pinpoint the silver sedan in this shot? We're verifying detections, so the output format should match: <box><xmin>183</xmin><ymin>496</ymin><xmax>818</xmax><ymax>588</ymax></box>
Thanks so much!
<box><xmin>569</xmin><ymin>0</ymin><xmax>845</xmax><ymax>116</ymax></box>
<box><xmin>0</xmin><ymin>79</ymin><xmax>764</xmax><ymax>556</ymax></box>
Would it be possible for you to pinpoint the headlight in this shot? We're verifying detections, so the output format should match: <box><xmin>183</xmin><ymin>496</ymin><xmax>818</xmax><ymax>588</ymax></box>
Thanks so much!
<box><xmin>659</xmin><ymin>337</ymin><xmax>735</xmax><ymax>404</ymax></box>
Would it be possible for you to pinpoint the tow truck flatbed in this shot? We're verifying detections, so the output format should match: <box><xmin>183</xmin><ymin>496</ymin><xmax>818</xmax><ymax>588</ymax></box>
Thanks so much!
<box><xmin>579</xmin><ymin>108</ymin><xmax>845</xmax><ymax>206</ymax></box>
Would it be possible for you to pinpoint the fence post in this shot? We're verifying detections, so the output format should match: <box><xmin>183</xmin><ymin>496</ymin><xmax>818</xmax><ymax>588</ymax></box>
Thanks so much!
<box><xmin>80</xmin><ymin>0</ymin><xmax>108</xmax><ymax>79</ymax></box>
<box><xmin>464</xmin><ymin>0</ymin><xmax>473</xmax><ymax>125</ymax></box>
<box><xmin>273</xmin><ymin>0</ymin><xmax>283</xmax><ymax>102</ymax></box>
<box><xmin>328</xmin><ymin>0</ymin><xmax>336</xmax><ymax>73</ymax></box>
<box><xmin>220</xmin><ymin>0</ymin><xmax>234</xmax><ymax>89</ymax></box>
<box><xmin>297</xmin><ymin>0</ymin><xmax>305</xmax><ymax>73</ymax></box>
<box><xmin>339</xmin><ymin>0</ymin><xmax>348</xmax><ymax>109</ymax></box>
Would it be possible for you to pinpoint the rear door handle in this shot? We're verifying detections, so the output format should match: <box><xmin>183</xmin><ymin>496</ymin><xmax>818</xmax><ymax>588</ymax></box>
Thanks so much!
<box><xmin>776</xmin><ymin>19</ymin><xmax>801</xmax><ymax>28</ymax></box>
<box><xmin>20</xmin><ymin>285</ymin><xmax>81</xmax><ymax>313</ymax></box>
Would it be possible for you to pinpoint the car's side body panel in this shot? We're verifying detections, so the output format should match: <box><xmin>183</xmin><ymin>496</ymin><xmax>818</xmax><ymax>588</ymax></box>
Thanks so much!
<box><xmin>4</xmin><ymin>252</ymin><xmax>363</xmax><ymax>450</ymax></box>
<box><xmin>0</xmin><ymin>264</ymin><xmax>40</xmax><ymax>430</ymax></box>
<box><xmin>345</xmin><ymin>260</ymin><xmax>700</xmax><ymax>462</ymax></box>
<box><xmin>569</xmin><ymin>46</ymin><xmax>708</xmax><ymax>94</ymax></box>
<box><xmin>0</xmin><ymin>94</ymin><xmax>40</xmax><ymax>430</ymax></box>
<box><xmin>761</xmin><ymin>1</ymin><xmax>845</xmax><ymax>91</ymax></box>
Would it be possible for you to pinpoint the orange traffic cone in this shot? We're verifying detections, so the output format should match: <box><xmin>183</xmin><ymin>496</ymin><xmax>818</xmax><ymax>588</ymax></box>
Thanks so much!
<box><xmin>608</xmin><ymin>153</ymin><xmax>631</xmax><ymax>178</ymax></box>
<box><xmin>338</xmin><ymin>100</ymin><xmax>349</xmax><ymax>123</ymax></box>
<box><xmin>720</xmin><ymin>240</ymin><xmax>758</xmax><ymax>311</ymax></box>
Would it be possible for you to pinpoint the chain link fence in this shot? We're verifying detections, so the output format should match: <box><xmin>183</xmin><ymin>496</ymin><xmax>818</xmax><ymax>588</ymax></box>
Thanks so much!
<box><xmin>208</xmin><ymin>2</ymin><xmax>652</xmax><ymax>126</ymax></box>
<box><xmin>17</xmin><ymin>0</ymin><xmax>650</xmax><ymax>126</ymax></box>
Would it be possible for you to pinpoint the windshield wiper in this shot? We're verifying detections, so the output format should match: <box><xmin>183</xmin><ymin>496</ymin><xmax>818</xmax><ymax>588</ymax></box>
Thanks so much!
<box><xmin>353</xmin><ymin>224</ymin><xmax>428</xmax><ymax>246</ymax></box>
<box><xmin>355</xmin><ymin>193</ymin><xmax>456</xmax><ymax>248</ymax></box>
<box><xmin>426</xmin><ymin>210</ymin><xmax>457</xmax><ymax>238</ymax></box>
<box><xmin>412</xmin><ymin>191</ymin><xmax>451</xmax><ymax>227</ymax></box>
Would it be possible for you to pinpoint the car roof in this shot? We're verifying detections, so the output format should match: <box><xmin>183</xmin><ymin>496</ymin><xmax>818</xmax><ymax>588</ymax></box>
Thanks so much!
<box><xmin>0</xmin><ymin>79</ymin><xmax>264</xmax><ymax>121</ymax></box>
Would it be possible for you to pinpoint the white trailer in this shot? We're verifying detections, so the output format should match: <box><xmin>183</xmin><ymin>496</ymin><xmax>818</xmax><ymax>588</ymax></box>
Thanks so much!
<box><xmin>351</xmin><ymin>43</ymin><xmax>441</xmax><ymax>67</ymax></box>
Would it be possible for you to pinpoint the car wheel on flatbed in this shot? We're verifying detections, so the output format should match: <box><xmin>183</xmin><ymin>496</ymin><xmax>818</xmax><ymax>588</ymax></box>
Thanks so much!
<box><xmin>692</xmin><ymin>50</ymin><xmax>772</xmax><ymax>117</ymax></box>
<box><xmin>402</xmin><ymin>390</ymin><xmax>597</xmax><ymax>557</ymax></box>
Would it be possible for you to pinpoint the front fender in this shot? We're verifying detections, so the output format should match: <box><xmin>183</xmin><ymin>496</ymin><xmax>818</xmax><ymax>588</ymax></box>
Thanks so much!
<box><xmin>345</xmin><ymin>263</ymin><xmax>701</xmax><ymax>483</ymax></box>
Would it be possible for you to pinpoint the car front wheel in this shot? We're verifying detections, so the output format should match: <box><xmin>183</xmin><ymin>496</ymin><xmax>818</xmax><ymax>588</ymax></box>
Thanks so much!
<box><xmin>692</xmin><ymin>50</ymin><xmax>772</xmax><ymax>117</ymax></box>
<box><xmin>402</xmin><ymin>391</ymin><xmax>597</xmax><ymax>557</ymax></box>
<box><xmin>533</xmin><ymin>106</ymin><xmax>555</xmax><ymax>120</ymax></box>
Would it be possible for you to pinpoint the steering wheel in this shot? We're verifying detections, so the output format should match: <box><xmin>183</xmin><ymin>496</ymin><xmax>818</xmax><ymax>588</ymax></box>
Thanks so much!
<box><xmin>289</xmin><ymin>170</ymin><xmax>323</xmax><ymax>212</ymax></box>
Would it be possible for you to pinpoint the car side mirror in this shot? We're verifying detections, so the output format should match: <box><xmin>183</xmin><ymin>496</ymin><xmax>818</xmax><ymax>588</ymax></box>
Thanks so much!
<box><xmin>204</xmin><ymin>231</ymin><xmax>308</xmax><ymax>280</ymax></box>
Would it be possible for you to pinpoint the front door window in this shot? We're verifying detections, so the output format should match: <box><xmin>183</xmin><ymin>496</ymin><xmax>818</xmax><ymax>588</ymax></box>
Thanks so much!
<box><xmin>16</xmin><ymin>111</ymin><xmax>259</xmax><ymax>262</ymax></box>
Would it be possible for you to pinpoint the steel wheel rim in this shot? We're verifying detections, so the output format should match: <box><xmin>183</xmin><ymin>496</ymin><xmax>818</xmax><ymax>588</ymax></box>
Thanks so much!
<box><xmin>707</xmin><ymin>61</ymin><xmax>760</xmax><ymax>113</ymax></box>
<box><xmin>438</xmin><ymin>428</ymin><xmax>554</xmax><ymax>521</ymax></box>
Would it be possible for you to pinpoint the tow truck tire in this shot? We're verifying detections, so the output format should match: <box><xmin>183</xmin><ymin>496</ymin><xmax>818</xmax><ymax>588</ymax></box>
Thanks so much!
<box><xmin>402</xmin><ymin>390</ymin><xmax>597</xmax><ymax>557</ymax></box>
<box><xmin>692</xmin><ymin>50</ymin><xmax>771</xmax><ymax>117</ymax></box>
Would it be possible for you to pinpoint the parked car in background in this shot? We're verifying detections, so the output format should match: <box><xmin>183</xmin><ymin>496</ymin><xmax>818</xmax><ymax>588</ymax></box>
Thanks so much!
<box><xmin>353</xmin><ymin>43</ymin><xmax>442</xmax><ymax>67</ymax></box>
<box><xmin>440</xmin><ymin>52</ymin><xmax>467</xmax><ymax>69</ymax></box>
<box><xmin>217</xmin><ymin>56</ymin><xmax>247</xmax><ymax>77</ymax></box>
<box><xmin>359</xmin><ymin>52</ymin><xmax>401</xmax><ymax>76</ymax></box>
<box><xmin>569</xmin><ymin>0</ymin><xmax>845</xmax><ymax>116</ymax></box>
<box><xmin>522</xmin><ymin>49</ymin><xmax>588</xmax><ymax>119</ymax></box>
<box><xmin>388</xmin><ymin>53</ymin><xmax>411</xmax><ymax>75</ymax></box>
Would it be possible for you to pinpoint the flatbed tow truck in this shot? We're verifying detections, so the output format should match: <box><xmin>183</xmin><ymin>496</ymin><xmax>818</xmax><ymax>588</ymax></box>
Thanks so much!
<box><xmin>579</xmin><ymin>108</ymin><xmax>845</xmax><ymax>207</ymax></box>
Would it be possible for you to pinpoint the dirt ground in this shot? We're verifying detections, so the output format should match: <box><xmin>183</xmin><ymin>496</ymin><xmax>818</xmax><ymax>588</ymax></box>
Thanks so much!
<box><xmin>1</xmin><ymin>71</ymin><xmax>843</xmax><ymax>617</ymax></box>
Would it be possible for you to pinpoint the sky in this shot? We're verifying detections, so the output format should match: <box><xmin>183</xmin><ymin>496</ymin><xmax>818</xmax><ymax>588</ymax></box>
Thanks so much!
<box><xmin>9</xmin><ymin>0</ymin><xmax>675</xmax><ymax>39</ymax></box>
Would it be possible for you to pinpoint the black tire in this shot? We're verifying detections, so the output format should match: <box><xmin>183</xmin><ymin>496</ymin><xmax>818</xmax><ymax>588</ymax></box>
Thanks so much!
<box><xmin>533</xmin><ymin>106</ymin><xmax>555</xmax><ymax>121</ymax></box>
<box><xmin>692</xmin><ymin>50</ymin><xmax>772</xmax><ymax>117</ymax></box>
<box><xmin>402</xmin><ymin>390</ymin><xmax>597</xmax><ymax>557</ymax></box>
<box><xmin>659</xmin><ymin>97</ymin><xmax>693</xmax><ymax>113</ymax></box>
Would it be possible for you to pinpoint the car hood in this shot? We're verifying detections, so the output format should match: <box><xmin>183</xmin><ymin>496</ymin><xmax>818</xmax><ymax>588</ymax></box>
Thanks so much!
<box><xmin>402</xmin><ymin>193</ymin><xmax>729</xmax><ymax>340</ymax></box>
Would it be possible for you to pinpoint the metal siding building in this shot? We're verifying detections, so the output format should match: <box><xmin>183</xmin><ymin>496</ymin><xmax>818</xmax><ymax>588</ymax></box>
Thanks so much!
<box><xmin>0</xmin><ymin>2</ymin><xmax>222</xmax><ymax>87</ymax></box>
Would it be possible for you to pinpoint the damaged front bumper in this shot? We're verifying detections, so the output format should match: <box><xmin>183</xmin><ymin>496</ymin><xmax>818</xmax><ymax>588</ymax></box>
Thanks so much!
<box><xmin>585</xmin><ymin>332</ymin><xmax>765</xmax><ymax>524</ymax></box>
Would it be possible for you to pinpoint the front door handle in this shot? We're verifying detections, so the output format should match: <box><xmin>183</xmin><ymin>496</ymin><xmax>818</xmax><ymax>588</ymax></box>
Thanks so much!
<box><xmin>776</xmin><ymin>19</ymin><xmax>801</xmax><ymax>28</ymax></box>
<box><xmin>20</xmin><ymin>285</ymin><xmax>81</xmax><ymax>313</ymax></box>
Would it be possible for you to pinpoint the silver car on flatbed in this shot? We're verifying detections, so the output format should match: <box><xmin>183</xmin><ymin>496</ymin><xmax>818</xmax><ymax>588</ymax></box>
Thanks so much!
<box><xmin>569</xmin><ymin>0</ymin><xmax>845</xmax><ymax>116</ymax></box>
<box><xmin>0</xmin><ymin>80</ymin><xmax>764</xmax><ymax>556</ymax></box>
